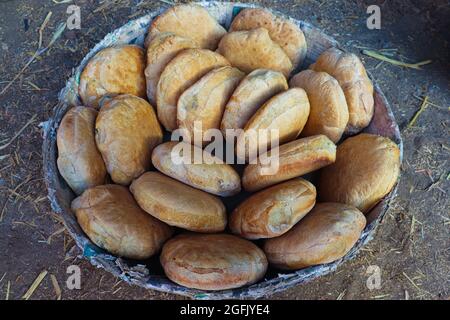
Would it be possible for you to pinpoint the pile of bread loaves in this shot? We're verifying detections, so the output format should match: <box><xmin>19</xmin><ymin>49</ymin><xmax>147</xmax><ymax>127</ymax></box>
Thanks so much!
<box><xmin>57</xmin><ymin>4</ymin><xmax>401</xmax><ymax>291</ymax></box>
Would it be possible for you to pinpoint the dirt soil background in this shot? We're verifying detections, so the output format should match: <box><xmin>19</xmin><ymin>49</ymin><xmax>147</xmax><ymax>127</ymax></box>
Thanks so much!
<box><xmin>0</xmin><ymin>0</ymin><xmax>448</xmax><ymax>300</ymax></box>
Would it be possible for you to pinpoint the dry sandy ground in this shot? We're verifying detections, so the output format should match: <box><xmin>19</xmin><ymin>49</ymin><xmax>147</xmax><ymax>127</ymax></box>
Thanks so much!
<box><xmin>0</xmin><ymin>0</ymin><xmax>448</xmax><ymax>300</ymax></box>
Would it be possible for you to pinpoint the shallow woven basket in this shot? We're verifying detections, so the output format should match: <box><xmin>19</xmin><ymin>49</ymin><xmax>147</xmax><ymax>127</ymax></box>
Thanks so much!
<box><xmin>42</xmin><ymin>1</ymin><xmax>403</xmax><ymax>299</ymax></box>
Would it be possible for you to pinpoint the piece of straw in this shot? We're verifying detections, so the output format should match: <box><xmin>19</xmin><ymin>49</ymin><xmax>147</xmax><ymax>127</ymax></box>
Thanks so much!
<box><xmin>47</xmin><ymin>227</ymin><xmax>66</xmax><ymax>244</ymax></box>
<box><xmin>371</xmin><ymin>294</ymin><xmax>391</xmax><ymax>299</ymax></box>
<box><xmin>0</xmin><ymin>114</ymin><xmax>37</xmax><ymax>151</ymax></box>
<box><xmin>22</xmin><ymin>270</ymin><xmax>48</xmax><ymax>300</ymax></box>
<box><xmin>5</xmin><ymin>281</ymin><xmax>10</xmax><ymax>300</ymax></box>
<box><xmin>412</xmin><ymin>95</ymin><xmax>445</xmax><ymax>110</ymax></box>
<box><xmin>50</xmin><ymin>274</ymin><xmax>62</xmax><ymax>300</ymax></box>
<box><xmin>38</xmin><ymin>12</ymin><xmax>53</xmax><ymax>49</ymax></box>
<box><xmin>362</xmin><ymin>50</ymin><xmax>432</xmax><ymax>70</ymax></box>
<box><xmin>0</xmin><ymin>13</ymin><xmax>66</xmax><ymax>96</ymax></box>
<box><xmin>1</xmin><ymin>175</ymin><xmax>30</xmax><ymax>222</ymax></box>
<box><xmin>408</xmin><ymin>96</ymin><xmax>429</xmax><ymax>128</ymax></box>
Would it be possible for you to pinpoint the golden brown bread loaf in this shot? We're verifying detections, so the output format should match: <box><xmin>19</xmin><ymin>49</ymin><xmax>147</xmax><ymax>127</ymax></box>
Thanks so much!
<box><xmin>289</xmin><ymin>70</ymin><xmax>349</xmax><ymax>143</ymax></box>
<box><xmin>318</xmin><ymin>133</ymin><xmax>400</xmax><ymax>213</ymax></box>
<box><xmin>236</xmin><ymin>88</ymin><xmax>310</xmax><ymax>162</ymax></box>
<box><xmin>230</xmin><ymin>8</ymin><xmax>307</xmax><ymax>69</ymax></box>
<box><xmin>152</xmin><ymin>141</ymin><xmax>241</xmax><ymax>196</ymax></box>
<box><xmin>156</xmin><ymin>48</ymin><xmax>230</xmax><ymax>131</ymax></box>
<box><xmin>71</xmin><ymin>185</ymin><xmax>173</xmax><ymax>260</ymax></box>
<box><xmin>147</xmin><ymin>4</ymin><xmax>227</xmax><ymax>50</ymax></box>
<box><xmin>220</xmin><ymin>69</ymin><xmax>288</xmax><ymax>134</ymax></box>
<box><xmin>264</xmin><ymin>202</ymin><xmax>366</xmax><ymax>269</ymax></box>
<box><xmin>95</xmin><ymin>94</ymin><xmax>163</xmax><ymax>185</ymax></box>
<box><xmin>130</xmin><ymin>172</ymin><xmax>227</xmax><ymax>232</ymax></box>
<box><xmin>177</xmin><ymin>66</ymin><xmax>244</xmax><ymax>145</ymax></box>
<box><xmin>311</xmin><ymin>47</ymin><xmax>374</xmax><ymax>133</ymax></box>
<box><xmin>230</xmin><ymin>178</ymin><xmax>316</xmax><ymax>239</ymax></box>
<box><xmin>57</xmin><ymin>106</ymin><xmax>106</xmax><ymax>195</ymax></box>
<box><xmin>160</xmin><ymin>233</ymin><xmax>268</xmax><ymax>290</ymax></box>
<box><xmin>217</xmin><ymin>28</ymin><xmax>293</xmax><ymax>77</ymax></box>
<box><xmin>79</xmin><ymin>45</ymin><xmax>146</xmax><ymax>108</ymax></box>
<box><xmin>145</xmin><ymin>32</ymin><xmax>198</xmax><ymax>106</ymax></box>
<box><xmin>243</xmin><ymin>135</ymin><xmax>336</xmax><ymax>192</ymax></box>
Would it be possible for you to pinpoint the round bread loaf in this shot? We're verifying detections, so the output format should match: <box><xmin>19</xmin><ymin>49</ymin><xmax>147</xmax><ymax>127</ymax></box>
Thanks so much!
<box><xmin>230</xmin><ymin>178</ymin><xmax>316</xmax><ymax>239</ymax></box>
<box><xmin>311</xmin><ymin>47</ymin><xmax>374</xmax><ymax>133</ymax></box>
<box><xmin>145</xmin><ymin>32</ymin><xmax>198</xmax><ymax>105</ymax></box>
<box><xmin>71</xmin><ymin>184</ymin><xmax>173</xmax><ymax>260</ymax></box>
<box><xmin>152</xmin><ymin>141</ymin><xmax>241</xmax><ymax>196</ymax></box>
<box><xmin>243</xmin><ymin>135</ymin><xmax>336</xmax><ymax>192</ymax></box>
<box><xmin>236</xmin><ymin>88</ymin><xmax>310</xmax><ymax>162</ymax></box>
<box><xmin>57</xmin><ymin>106</ymin><xmax>106</xmax><ymax>195</ymax></box>
<box><xmin>318</xmin><ymin>133</ymin><xmax>400</xmax><ymax>213</ymax></box>
<box><xmin>217</xmin><ymin>28</ymin><xmax>293</xmax><ymax>77</ymax></box>
<box><xmin>160</xmin><ymin>233</ymin><xmax>268</xmax><ymax>290</ymax></box>
<box><xmin>230</xmin><ymin>8</ymin><xmax>307</xmax><ymax>69</ymax></box>
<box><xmin>220</xmin><ymin>69</ymin><xmax>288</xmax><ymax>134</ymax></box>
<box><xmin>289</xmin><ymin>70</ymin><xmax>349</xmax><ymax>143</ymax></box>
<box><xmin>79</xmin><ymin>45</ymin><xmax>146</xmax><ymax>108</ymax></box>
<box><xmin>264</xmin><ymin>202</ymin><xmax>366</xmax><ymax>270</ymax></box>
<box><xmin>147</xmin><ymin>4</ymin><xmax>227</xmax><ymax>50</ymax></box>
<box><xmin>156</xmin><ymin>48</ymin><xmax>229</xmax><ymax>131</ymax></box>
<box><xmin>177</xmin><ymin>66</ymin><xmax>244</xmax><ymax>145</ymax></box>
<box><xmin>95</xmin><ymin>94</ymin><xmax>163</xmax><ymax>185</ymax></box>
<box><xmin>130</xmin><ymin>172</ymin><xmax>227</xmax><ymax>232</ymax></box>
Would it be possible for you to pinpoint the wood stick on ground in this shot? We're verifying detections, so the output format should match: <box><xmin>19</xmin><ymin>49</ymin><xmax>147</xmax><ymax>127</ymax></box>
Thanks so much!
<box><xmin>362</xmin><ymin>50</ymin><xmax>432</xmax><ymax>70</ymax></box>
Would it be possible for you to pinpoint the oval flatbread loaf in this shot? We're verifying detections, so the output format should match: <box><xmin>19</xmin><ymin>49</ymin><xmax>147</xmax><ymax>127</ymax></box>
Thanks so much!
<box><xmin>130</xmin><ymin>172</ymin><xmax>227</xmax><ymax>233</ymax></box>
<box><xmin>152</xmin><ymin>141</ymin><xmax>241</xmax><ymax>196</ymax></box>
<box><xmin>236</xmin><ymin>88</ymin><xmax>310</xmax><ymax>162</ymax></box>
<box><xmin>318</xmin><ymin>133</ymin><xmax>400</xmax><ymax>213</ymax></box>
<box><xmin>217</xmin><ymin>28</ymin><xmax>293</xmax><ymax>77</ymax></box>
<box><xmin>177</xmin><ymin>66</ymin><xmax>244</xmax><ymax>145</ymax></box>
<box><xmin>264</xmin><ymin>202</ymin><xmax>366</xmax><ymax>269</ymax></box>
<box><xmin>290</xmin><ymin>70</ymin><xmax>349</xmax><ymax>143</ymax></box>
<box><xmin>230</xmin><ymin>8</ymin><xmax>307</xmax><ymax>69</ymax></box>
<box><xmin>147</xmin><ymin>4</ymin><xmax>226</xmax><ymax>50</ymax></box>
<box><xmin>230</xmin><ymin>178</ymin><xmax>316</xmax><ymax>239</ymax></box>
<box><xmin>243</xmin><ymin>135</ymin><xmax>336</xmax><ymax>192</ymax></box>
<box><xmin>79</xmin><ymin>45</ymin><xmax>146</xmax><ymax>108</ymax></box>
<box><xmin>95</xmin><ymin>94</ymin><xmax>163</xmax><ymax>185</ymax></box>
<box><xmin>71</xmin><ymin>185</ymin><xmax>173</xmax><ymax>260</ymax></box>
<box><xmin>145</xmin><ymin>32</ymin><xmax>198</xmax><ymax>106</ymax></box>
<box><xmin>311</xmin><ymin>47</ymin><xmax>374</xmax><ymax>133</ymax></box>
<box><xmin>160</xmin><ymin>233</ymin><xmax>268</xmax><ymax>290</ymax></box>
<box><xmin>57</xmin><ymin>107</ymin><xmax>106</xmax><ymax>195</ymax></box>
<box><xmin>156</xmin><ymin>48</ymin><xmax>229</xmax><ymax>131</ymax></box>
<box><xmin>221</xmin><ymin>69</ymin><xmax>288</xmax><ymax>134</ymax></box>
